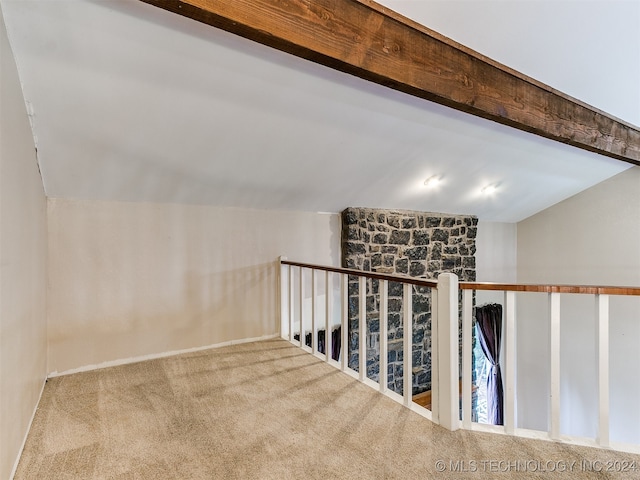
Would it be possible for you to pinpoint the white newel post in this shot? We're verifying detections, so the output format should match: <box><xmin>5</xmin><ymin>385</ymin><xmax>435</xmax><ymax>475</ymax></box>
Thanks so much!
<box><xmin>279</xmin><ymin>256</ymin><xmax>287</xmax><ymax>339</ymax></box>
<box><xmin>437</xmin><ymin>273</ymin><xmax>460</xmax><ymax>431</ymax></box>
<box><xmin>278</xmin><ymin>256</ymin><xmax>286</xmax><ymax>338</ymax></box>
<box><xmin>431</xmin><ymin>289</ymin><xmax>439</xmax><ymax>422</ymax></box>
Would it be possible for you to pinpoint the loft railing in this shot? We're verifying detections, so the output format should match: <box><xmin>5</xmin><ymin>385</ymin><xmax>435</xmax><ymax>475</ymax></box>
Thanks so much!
<box><xmin>278</xmin><ymin>257</ymin><xmax>640</xmax><ymax>454</ymax></box>
<box><xmin>278</xmin><ymin>257</ymin><xmax>460</xmax><ymax>428</ymax></box>
<box><xmin>458</xmin><ymin>281</ymin><xmax>640</xmax><ymax>454</ymax></box>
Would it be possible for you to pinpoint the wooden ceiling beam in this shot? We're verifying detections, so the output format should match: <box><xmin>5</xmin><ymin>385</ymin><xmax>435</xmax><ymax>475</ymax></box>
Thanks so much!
<box><xmin>141</xmin><ymin>0</ymin><xmax>640</xmax><ymax>165</ymax></box>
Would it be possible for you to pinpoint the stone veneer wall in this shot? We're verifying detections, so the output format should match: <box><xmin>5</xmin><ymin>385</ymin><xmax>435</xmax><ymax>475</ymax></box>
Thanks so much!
<box><xmin>342</xmin><ymin>207</ymin><xmax>477</xmax><ymax>395</ymax></box>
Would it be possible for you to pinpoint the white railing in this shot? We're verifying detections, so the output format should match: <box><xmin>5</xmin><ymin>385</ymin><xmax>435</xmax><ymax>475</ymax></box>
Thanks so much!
<box><xmin>279</xmin><ymin>257</ymin><xmax>468</xmax><ymax>429</ymax></box>
<box><xmin>459</xmin><ymin>282</ymin><xmax>640</xmax><ymax>454</ymax></box>
<box><xmin>278</xmin><ymin>257</ymin><xmax>640</xmax><ymax>454</ymax></box>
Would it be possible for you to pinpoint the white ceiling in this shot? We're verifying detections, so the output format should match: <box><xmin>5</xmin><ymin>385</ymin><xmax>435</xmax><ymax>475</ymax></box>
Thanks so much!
<box><xmin>2</xmin><ymin>0</ymin><xmax>638</xmax><ymax>222</ymax></box>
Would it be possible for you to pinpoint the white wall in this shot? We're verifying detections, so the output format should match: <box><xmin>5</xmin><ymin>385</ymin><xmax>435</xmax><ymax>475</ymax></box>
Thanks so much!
<box><xmin>0</xmin><ymin>6</ymin><xmax>48</xmax><ymax>479</ymax></box>
<box><xmin>476</xmin><ymin>220</ymin><xmax>517</xmax><ymax>307</ymax></box>
<box><xmin>517</xmin><ymin>167</ymin><xmax>640</xmax><ymax>444</ymax></box>
<box><xmin>47</xmin><ymin>198</ymin><xmax>340</xmax><ymax>373</ymax></box>
<box><xmin>476</xmin><ymin>221</ymin><xmax>517</xmax><ymax>283</ymax></box>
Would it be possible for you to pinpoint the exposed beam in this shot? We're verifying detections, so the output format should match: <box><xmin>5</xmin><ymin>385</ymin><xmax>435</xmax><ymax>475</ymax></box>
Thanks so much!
<box><xmin>141</xmin><ymin>0</ymin><xmax>640</xmax><ymax>165</ymax></box>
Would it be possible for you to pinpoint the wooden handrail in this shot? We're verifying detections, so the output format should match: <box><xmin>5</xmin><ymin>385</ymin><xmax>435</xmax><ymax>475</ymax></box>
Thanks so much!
<box><xmin>281</xmin><ymin>260</ymin><xmax>640</xmax><ymax>296</ymax></box>
<box><xmin>280</xmin><ymin>260</ymin><xmax>438</xmax><ymax>288</ymax></box>
<box><xmin>460</xmin><ymin>282</ymin><xmax>640</xmax><ymax>296</ymax></box>
<box><xmin>142</xmin><ymin>0</ymin><xmax>640</xmax><ymax>164</ymax></box>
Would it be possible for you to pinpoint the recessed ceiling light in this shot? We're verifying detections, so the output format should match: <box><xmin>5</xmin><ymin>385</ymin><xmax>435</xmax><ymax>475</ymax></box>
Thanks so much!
<box><xmin>481</xmin><ymin>183</ymin><xmax>498</xmax><ymax>195</ymax></box>
<box><xmin>423</xmin><ymin>175</ymin><xmax>441</xmax><ymax>188</ymax></box>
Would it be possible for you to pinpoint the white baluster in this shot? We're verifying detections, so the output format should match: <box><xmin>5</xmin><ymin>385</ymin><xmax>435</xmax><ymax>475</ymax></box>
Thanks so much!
<box><xmin>462</xmin><ymin>288</ymin><xmax>473</xmax><ymax>429</ymax></box>
<box><xmin>289</xmin><ymin>264</ymin><xmax>294</xmax><ymax>343</ymax></box>
<box><xmin>549</xmin><ymin>292</ymin><xmax>561</xmax><ymax>440</ymax></box>
<box><xmin>325</xmin><ymin>270</ymin><xmax>332</xmax><ymax>362</ymax></box>
<box><xmin>379</xmin><ymin>280</ymin><xmax>388</xmax><ymax>393</ymax></box>
<box><xmin>299</xmin><ymin>267</ymin><xmax>304</xmax><ymax>349</ymax></box>
<box><xmin>359</xmin><ymin>276</ymin><xmax>367</xmax><ymax>382</ymax></box>
<box><xmin>596</xmin><ymin>293</ymin><xmax>610</xmax><ymax>447</ymax></box>
<box><xmin>403</xmin><ymin>282</ymin><xmax>413</xmax><ymax>407</ymax></box>
<box><xmin>341</xmin><ymin>273</ymin><xmax>348</xmax><ymax>372</ymax></box>
<box><xmin>504</xmin><ymin>291</ymin><xmax>516</xmax><ymax>435</ymax></box>
<box><xmin>311</xmin><ymin>269</ymin><xmax>317</xmax><ymax>354</ymax></box>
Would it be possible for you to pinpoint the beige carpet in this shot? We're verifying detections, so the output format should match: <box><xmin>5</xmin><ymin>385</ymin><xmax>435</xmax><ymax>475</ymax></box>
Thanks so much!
<box><xmin>15</xmin><ymin>339</ymin><xmax>640</xmax><ymax>479</ymax></box>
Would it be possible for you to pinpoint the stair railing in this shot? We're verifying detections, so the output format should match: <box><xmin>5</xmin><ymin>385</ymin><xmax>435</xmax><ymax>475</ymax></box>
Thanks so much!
<box><xmin>278</xmin><ymin>257</ymin><xmax>640</xmax><ymax>454</ymax></box>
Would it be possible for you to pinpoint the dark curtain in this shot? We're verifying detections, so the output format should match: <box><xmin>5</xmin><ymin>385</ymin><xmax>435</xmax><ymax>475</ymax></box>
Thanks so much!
<box><xmin>331</xmin><ymin>326</ymin><xmax>341</xmax><ymax>361</ymax></box>
<box><xmin>317</xmin><ymin>330</ymin><xmax>326</xmax><ymax>354</ymax></box>
<box><xmin>295</xmin><ymin>327</ymin><xmax>341</xmax><ymax>361</ymax></box>
<box><xmin>320</xmin><ymin>327</ymin><xmax>341</xmax><ymax>361</ymax></box>
<box><xmin>475</xmin><ymin>303</ymin><xmax>504</xmax><ymax>425</ymax></box>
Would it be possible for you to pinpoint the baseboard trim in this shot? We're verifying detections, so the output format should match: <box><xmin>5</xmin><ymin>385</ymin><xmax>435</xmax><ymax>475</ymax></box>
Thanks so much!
<box><xmin>47</xmin><ymin>334</ymin><xmax>280</xmax><ymax>378</ymax></box>
<box><xmin>9</xmin><ymin>376</ymin><xmax>47</xmax><ymax>480</ymax></box>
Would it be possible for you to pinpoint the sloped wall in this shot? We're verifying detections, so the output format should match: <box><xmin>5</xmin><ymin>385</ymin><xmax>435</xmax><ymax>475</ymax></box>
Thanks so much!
<box><xmin>0</xmin><ymin>7</ymin><xmax>48</xmax><ymax>479</ymax></box>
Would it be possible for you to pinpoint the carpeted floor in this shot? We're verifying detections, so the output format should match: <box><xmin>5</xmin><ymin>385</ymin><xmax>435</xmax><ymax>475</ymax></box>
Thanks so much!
<box><xmin>15</xmin><ymin>339</ymin><xmax>640</xmax><ymax>479</ymax></box>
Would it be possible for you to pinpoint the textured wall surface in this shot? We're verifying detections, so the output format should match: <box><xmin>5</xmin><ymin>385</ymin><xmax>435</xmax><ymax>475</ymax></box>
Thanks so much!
<box><xmin>341</xmin><ymin>208</ymin><xmax>477</xmax><ymax>394</ymax></box>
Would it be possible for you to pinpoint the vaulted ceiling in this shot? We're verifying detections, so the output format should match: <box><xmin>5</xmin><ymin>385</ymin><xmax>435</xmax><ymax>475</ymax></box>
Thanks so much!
<box><xmin>2</xmin><ymin>0</ymin><xmax>638</xmax><ymax>222</ymax></box>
